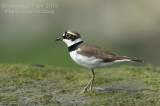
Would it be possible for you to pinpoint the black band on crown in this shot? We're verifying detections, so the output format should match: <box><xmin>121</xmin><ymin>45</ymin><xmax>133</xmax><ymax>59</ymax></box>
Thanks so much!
<box><xmin>68</xmin><ymin>41</ymin><xmax>83</xmax><ymax>52</ymax></box>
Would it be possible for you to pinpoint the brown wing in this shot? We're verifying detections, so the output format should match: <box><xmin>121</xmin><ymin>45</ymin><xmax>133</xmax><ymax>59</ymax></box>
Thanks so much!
<box><xmin>76</xmin><ymin>43</ymin><xmax>119</xmax><ymax>62</ymax></box>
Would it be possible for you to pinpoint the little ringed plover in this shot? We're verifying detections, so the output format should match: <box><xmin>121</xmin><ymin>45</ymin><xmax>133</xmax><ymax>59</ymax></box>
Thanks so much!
<box><xmin>56</xmin><ymin>30</ymin><xmax>142</xmax><ymax>93</ymax></box>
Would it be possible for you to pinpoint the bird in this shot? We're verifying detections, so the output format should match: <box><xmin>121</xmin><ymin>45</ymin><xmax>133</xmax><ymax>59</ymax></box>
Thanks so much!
<box><xmin>55</xmin><ymin>30</ymin><xmax>142</xmax><ymax>93</ymax></box>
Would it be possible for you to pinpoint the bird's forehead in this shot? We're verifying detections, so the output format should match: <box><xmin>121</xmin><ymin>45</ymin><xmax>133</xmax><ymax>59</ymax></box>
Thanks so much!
<box><xmin>67</xmin><ymin>31</ymin><xmax>76</xmax><ymax>36</ymax></box>
<box><xmin>63</xmin><ymin>30</ymin><xmax>81</xmax><ymax>37</ymax></box>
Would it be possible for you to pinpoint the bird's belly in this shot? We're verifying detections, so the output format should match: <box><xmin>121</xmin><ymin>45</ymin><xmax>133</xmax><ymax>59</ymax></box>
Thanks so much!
<box><xmin>70</xmin><ymin>51</ymin><xmax>107</xmax><ymax>68</ymax></box>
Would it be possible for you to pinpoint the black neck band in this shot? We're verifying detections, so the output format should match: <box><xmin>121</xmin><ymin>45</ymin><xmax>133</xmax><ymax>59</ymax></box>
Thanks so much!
<box><xmin>68</xmin><ymin>41</ymin><xmax>83</xmax><ymax>52</ymax></box>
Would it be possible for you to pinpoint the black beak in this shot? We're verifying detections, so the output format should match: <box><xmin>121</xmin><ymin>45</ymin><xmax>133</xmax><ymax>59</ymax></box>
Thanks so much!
<box><xmin>55</xmin><ymin>37</ymin><xmax>63</xmax><ymax>41</ymax></box>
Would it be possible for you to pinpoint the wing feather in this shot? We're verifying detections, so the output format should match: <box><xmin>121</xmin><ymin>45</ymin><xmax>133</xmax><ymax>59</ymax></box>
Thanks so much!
<box><xmin>77</xmin><ymin>43</ymin><xmax>119</xmax><ymax>62</ymax></box>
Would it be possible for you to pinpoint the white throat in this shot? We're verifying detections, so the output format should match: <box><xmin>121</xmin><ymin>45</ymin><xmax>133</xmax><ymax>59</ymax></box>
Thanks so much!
<box><xmin>63</xmin><ymin>38</ymin><xmax>83</xmax><ymax>47</ymax></box>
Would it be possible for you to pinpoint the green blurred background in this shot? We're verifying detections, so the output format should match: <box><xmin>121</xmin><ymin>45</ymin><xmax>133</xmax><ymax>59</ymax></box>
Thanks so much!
<box><xmin>0</xmin><ymin>0</ymin><xmax>160</xmax><ymax>68</ymax></box>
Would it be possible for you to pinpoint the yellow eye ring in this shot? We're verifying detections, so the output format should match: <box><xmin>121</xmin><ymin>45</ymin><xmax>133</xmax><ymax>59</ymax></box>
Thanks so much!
<box><xmin>66</xmin><ymin>34</ymin><xmax>71</xmax><ymax>38</ymax></box>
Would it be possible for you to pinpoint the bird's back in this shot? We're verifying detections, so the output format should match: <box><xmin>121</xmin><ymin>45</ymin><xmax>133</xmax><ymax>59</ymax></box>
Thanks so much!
<box><xmin>76</xmin><ymin>42</ymin><xmax>142</xmax><ymax>63</ymax></box>
<box><xmin>76</xmin><ymin>42</ymin><xmax>119</xmax><ymax>62</ymax></box>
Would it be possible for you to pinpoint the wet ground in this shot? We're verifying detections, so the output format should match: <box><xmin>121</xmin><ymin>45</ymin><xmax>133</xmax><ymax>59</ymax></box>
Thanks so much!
<box><xmin>0</xmin><ymin>64</ymin><xmax>159</xmax><ymax>105</ymax></box>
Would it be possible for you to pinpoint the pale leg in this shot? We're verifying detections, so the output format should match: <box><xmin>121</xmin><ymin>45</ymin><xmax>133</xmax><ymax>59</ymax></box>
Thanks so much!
<box><xmin>80</xmin><ymin>68</ymin><xmax>95</xmax><ymax>93</ymax></box>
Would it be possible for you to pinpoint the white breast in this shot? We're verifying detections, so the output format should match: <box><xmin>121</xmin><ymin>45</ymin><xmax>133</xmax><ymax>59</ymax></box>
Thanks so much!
<box><xmin>69</xmin><ymin>50</ymin><xmax>107</xmax><ymax>68</ymax></box>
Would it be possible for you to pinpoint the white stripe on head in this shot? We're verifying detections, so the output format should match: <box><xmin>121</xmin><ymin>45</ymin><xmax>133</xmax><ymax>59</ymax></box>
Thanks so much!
<box><xmin>67</xmin><ymin>31</ymin><xmax>76</xmax><ymax>36</ymax></box>
<box><xmin>62</xmin><ymin>33</ymin><xmax>65</xmax><ymax>37</ymax></box>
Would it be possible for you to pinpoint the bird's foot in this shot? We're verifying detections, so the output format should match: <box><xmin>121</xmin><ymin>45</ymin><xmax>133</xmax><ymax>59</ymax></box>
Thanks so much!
<box><xmin>80</xmin><ymin>84</ymin><xmax>92</xmax><ymax>94</ymax></box>
<box><xmin>80</xmin><ymin>89</ymin><xmax>87</xmax><ymax>94</ymax></box>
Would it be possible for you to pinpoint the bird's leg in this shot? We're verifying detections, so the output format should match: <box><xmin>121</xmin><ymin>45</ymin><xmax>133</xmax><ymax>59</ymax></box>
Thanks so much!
<box><xmin>80</xmin><ymin>68</ymin><xmax>95</xmax><ymax>94</ymax></box>
<box><xmin>88</xmin><ymin>68</ymin><xmax>95</xmax><ymax>91</ymax></box>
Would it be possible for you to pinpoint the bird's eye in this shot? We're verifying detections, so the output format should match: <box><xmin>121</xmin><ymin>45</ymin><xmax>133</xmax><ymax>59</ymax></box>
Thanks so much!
<box><xmin>66</xmin><ymin>34</ymin><xmax>71</xmax><ymax>38</ymax></box>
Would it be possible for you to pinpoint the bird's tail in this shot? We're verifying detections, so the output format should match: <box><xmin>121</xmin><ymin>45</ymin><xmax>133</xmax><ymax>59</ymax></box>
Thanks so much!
<box><xmin>118</xmin><ymin>56</ymin><xmax>143</xmax><ymax>62</ymax></box>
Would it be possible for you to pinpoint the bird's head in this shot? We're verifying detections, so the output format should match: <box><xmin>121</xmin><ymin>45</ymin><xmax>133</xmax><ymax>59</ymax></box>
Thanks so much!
<box><xmin>56</xmin><ymin>30</ymin><xmax>83</xmax><ymax>47</ymax></box>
